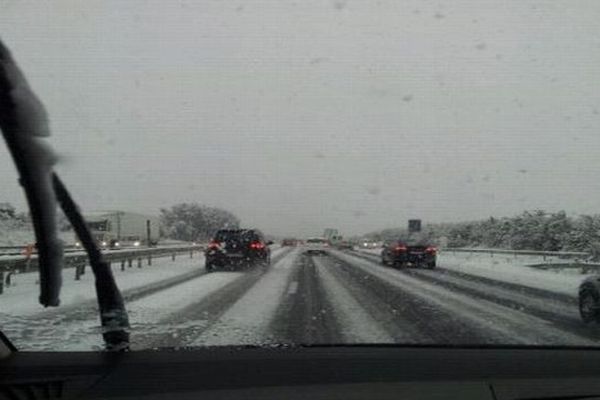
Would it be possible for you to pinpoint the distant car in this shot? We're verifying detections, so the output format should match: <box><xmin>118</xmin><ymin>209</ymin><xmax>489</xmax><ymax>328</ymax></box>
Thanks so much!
<box><xmin>579</xmin><ymin>277</ymin><xmax>600</xmax><ymax>323</ymax></box>
<box><xmin>205</xmin><ymin>229</ymin><xmax>272</xmax><ymax>272</ymax></box>
<box><xmin>381</xmin><ymin>240</ymin><xmax>437</xmax><ymax>269</ymax></box>
<box><xmin>360</xmin><ymin>240</ymin><xmax>381</xmax><ymax>249</ymax></box>
<box><xmin>304</xmin><ymin>237</ymin><xmax>330</xmax><ymax>255</ymax></box>
<box><xmin>335</xmin><ymin>241</ymin><xmax>354</xmax><ymax>250</ymax></box>
<box><xmin>281</xmin><ymin>238</ymin><xmax>297</xmax><ymax>246</ymax></box>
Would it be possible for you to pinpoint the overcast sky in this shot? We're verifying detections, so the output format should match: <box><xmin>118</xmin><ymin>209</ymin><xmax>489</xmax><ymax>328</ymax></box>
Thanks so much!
<box><xmin>1</xmin><ymin>1</ymin><xmax>600</xmax><ymax>237</ymax></box>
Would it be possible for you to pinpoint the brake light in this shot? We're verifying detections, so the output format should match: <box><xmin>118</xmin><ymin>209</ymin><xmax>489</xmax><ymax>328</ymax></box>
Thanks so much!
<box><xmin>394</xmin><ymin>245</ymin><xmax>407</xmax><ymax>252</ymax></box>
<box><xmin>426</xmin><ymin>246</ymin><xmax>437</xmax><ymax>253</ymax></box>
<box><xmin>208</xmin><ymin>240</ymin><xmax>221</xmax><ymax>249</ymax></box>
<box><xmin>250</xmin><ymin>242</ymin><xmax>265</xmax><ymax>250</ymax></box>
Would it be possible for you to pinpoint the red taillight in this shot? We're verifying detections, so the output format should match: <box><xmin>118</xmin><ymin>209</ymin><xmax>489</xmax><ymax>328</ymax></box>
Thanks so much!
<box><xmin>250</xmin><ymin>242</ymin><xmax>265</xmax><ymax>250</ymax></box>
<box><xmin>394</xmin><ymin>245</ymin><xmax>407</xmax><ymax>252</ymax></box>
<box><xmin>208</xmin><ymin>240</ymin><xmax>221</xmax><ymax>249</ymax></box>
<box><xmin>426</xmin><ymin>246</ymin><xmax>437</xmax><ymax>253</ymax></box>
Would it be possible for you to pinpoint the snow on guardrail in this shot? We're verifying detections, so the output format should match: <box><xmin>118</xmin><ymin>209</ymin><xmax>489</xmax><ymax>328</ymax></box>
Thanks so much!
<box><xmin>444</xmin><ymin>248</ymin><xmax>589</xmax><ymax>259</ymax></box>
<box><xmin>0</xmin><ymin>245</ymin><xmax>205</xmax><ymax>294</ymax></box>
<box><xmin>356</xmin><ymin>246</ymin><xmax>589</xmax><ymax>260</ymax></box>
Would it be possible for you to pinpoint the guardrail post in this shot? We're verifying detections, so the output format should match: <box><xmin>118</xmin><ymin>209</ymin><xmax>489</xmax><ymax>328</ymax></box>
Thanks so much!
<box><xmin>137</xmin><ymin>257</ymin><xmax>142</xmax><ymax>268</ymax></box>
<box><xmin>128</xmin><ymin>259</ymin><xmax>132</xmax><ymax>268</ymax></box>
<box><xmin>5</xmin><ymin>271</ymin><xmax>13</xmax><ymax>287</ymax></box>
<box><xmin>0</xmin><ymin>270</ymin><xmax>4</xmax><ymax>294</ymax></box>
<box><xmin>147</xmin><ymin>255</ymin><xmax>152</xmax><ymax>266</ymax></box>
<box><xmin>121</xmin><ymin>260</ymin><xmax>125</xmax><ymax>271</ymax></box>
<box><xmin>172</xmin><ymin>253</ymin><xmax>176</xmax><ymax>261</ymax></box>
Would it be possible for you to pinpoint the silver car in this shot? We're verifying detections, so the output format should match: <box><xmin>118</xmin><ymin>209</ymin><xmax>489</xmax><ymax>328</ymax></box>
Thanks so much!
<box><xmin>304</xmin><ymin>237</ymin><xmax>330</xmax><ymax>255</ymax></box>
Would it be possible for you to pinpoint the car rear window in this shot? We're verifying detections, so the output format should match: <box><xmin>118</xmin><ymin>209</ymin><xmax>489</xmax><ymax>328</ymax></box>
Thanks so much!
<box><xmin>214</xmin><ymin>230</ymin><xmax>242</xmax><ymax>241</ymax></box>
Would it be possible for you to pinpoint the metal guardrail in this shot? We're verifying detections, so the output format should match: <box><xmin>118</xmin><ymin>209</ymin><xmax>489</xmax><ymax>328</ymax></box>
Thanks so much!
<box><xmin>0</xmin><ymin>246</ymin><xmax>80</xmax><ymax>256</ymax></box>
<box><xmin>355</xmin><ymin>246</ymin><xmax>589</xmax><ymax>259</ymax></box>
<box><xmin>0</xmin><ymin>245</ymin><xmax>205</xmax><ymax>294</ymax></box>
<box><xmin>443</xmin><ymin>247</ymin><xmax>589</xmax><ymax>259</ymax></box>
<box><xmin>0</xmin><ymin>243</ymin><xmax>199</xmax><ymax>256</ymax></box>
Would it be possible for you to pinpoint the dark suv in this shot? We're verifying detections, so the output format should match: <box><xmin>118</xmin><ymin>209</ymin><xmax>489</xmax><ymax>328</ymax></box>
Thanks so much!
<box><xmin>381</xmin><ymin>239</ymin><xmax>437</xmax><ymax>269</ymax></box>
<box><xmin>205</xmin><ymin>229</ymin><xmax>272</xmax><ymax>272</ymax></box>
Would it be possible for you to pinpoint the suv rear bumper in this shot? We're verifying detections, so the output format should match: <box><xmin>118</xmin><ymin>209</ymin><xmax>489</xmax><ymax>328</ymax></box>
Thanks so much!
<box><xmin>206</xmin><ymin>250</ymin><xmax>268</xmax><ymax>266</ymax></box>
<box><xmin>305</xmin><ymin>248</ymin><xmax>328</xmax><ymax>255</ymax></box>
<box><xmin>392</xmin><ymin>253</ymin><xmax>436</xmax><ymax>265</ymax></box>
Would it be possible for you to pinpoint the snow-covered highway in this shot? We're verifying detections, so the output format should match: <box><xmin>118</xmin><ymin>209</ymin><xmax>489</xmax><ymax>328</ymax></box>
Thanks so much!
<box><xmin>2</xmin><ymin>246</ymin><xmax>600</xmax><ymax>351</ymax></box>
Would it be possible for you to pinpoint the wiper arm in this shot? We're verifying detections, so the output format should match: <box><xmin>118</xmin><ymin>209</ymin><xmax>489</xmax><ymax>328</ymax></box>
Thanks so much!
<box><xmin>53</xmin><ymin>174</ymin><xmax>130</xmax><ymax>351</ymax></box>
<box><xmin>0</xmin><ymin>39</ymin><xmax>129</xmax><ymax>351</ymax></box>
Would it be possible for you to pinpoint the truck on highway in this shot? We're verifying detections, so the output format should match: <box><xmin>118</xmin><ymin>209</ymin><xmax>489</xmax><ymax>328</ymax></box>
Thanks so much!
<box><xmin>74</xmin><ymin>211</ymin><xmax>160</xmax><ymax>249</ymax></box>
<box><xmin>323</xmin><ymin>228</ymin><xmax>343</xmax><ymax>246</ymax></box>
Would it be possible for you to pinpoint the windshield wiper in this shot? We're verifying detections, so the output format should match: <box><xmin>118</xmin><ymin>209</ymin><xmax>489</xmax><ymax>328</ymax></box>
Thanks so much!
<box><xmin>0</xmin><ymin>40</ymin><xmax>62</xmax><ymax>307</ymax></box>
<box><xmin>0</xmin><ymin>39</ymin><xmax>129</xmax><ymax>351</ymax></box>
<box><xmin>53</xmin><ymin>174</ymin><xmax>130</xmax><ymax>350</ymax></box>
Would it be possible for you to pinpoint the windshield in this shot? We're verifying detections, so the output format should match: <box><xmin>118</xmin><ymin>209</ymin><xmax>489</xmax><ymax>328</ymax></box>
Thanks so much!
<box><xmin>2</xmin><ymin>1</ymin><xmax>600</xmax><ymax>351</ymax></box>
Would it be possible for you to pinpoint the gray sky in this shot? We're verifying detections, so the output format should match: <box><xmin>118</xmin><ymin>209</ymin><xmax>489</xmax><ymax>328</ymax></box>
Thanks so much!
<box><xmin>1</xmin><ymin>0</ymin><xmax>600</xmax><ymax>237</ymax></box>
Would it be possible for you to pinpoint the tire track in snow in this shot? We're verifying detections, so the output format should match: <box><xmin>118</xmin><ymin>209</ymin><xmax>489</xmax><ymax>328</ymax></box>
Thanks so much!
<box><xmin>352</xmin><ymin>249</ymin><xmax>576</xmax><ymax>304</ymax></box>
<box><xmin>12</xmin><ymin>248</ymin><xmax>293</xmax><ymax>350</ymax></box>
<box><xmin>269</xmin><ymin>253</ymin><xmax>340</xmax><ymax>344</ymax></box>
<box><xmin>36</xmin><ymin>271</ymin><xmax>246</xmax><ymax>351</ymax></box>
<box><xmin>324</xmin><ymin>254</ymin><xmax>495</xmax><ymax>344</ymax></box>
<box><xmin>402</xmin><ymin>268</ymin><xmax>600</xmax><ymax>342</ymax></box>
<box><xmin>135</xmin><ymin>247</ymin><xmax>295</xmax><ymax>349</ymax></box>
<box><xmin>330</xmin><ymin>250</ymin><xmax>596</xmax><ymax>346</ymax></box>
<box><xmin>190</xmin><ymin>248</ymin><xmax>301</xmax><ymax>346</ymax></box>
<box><xmin>348</xmin><ymin>250</ymin><xmax>600</xmax><ymax>342</ymax></box>
<box><xmin>311</xmin><ymin>256</ymin><xmax>394</xmax><ymax>344</ymax></box>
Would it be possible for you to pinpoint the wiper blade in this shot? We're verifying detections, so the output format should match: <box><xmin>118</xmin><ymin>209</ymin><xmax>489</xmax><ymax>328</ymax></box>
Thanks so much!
<box><xmin>0</xmin><ymin>39</ymin><xmax>129</xmax><ymax>351</ymax></box>
<box><xmin>0</xmin><ymin>39</ymin><xmax>63</xmax><ymax>307</ymax></box>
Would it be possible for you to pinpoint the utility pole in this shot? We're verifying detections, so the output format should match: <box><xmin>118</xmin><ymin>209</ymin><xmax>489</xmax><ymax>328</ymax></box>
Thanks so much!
<box><xmin>115</xmin><ymin>211</ymin><xmax>122</xmax><ymax>241</ymax></box>
<box><xmin>146</xmin><ymin>219</ymin><xmax>151</xmax><ymax>247</ymax></box>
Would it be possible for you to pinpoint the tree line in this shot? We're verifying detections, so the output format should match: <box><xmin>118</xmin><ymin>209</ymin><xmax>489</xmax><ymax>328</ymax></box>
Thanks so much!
<box><xmin>0</xmin><ymin>202</ymin><xmax>241</xmax><ymax>243</ymax></box>
<box><xmin>159</xmin><ymin>203</ymin><xmax>240</xmax><ymax>242</ymax></box>
<box><xmin>365</xmin><ymin>210</ymin><xmax>600</xmax><ymax>254</ymax></box>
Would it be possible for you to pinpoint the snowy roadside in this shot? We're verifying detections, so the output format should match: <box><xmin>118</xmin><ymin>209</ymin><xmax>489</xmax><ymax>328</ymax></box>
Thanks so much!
<box><xmin>2</xmin><ymin>244</ymin><xmax>284</xmax><ymax>315</ymax></box>
<box><xmin>354</xmin><ymin>248</ymin><xmax>592</xmax><ymax>297</ymax></box>
<box><xmin>1</xmin><ymin>254</ymin><xmax>206</xmax><ymax>317</ymax></box>
<box><xmin>438</xmin><ymin>252</ymin><xmax>592</xmax><ymax>297</ymax></box>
